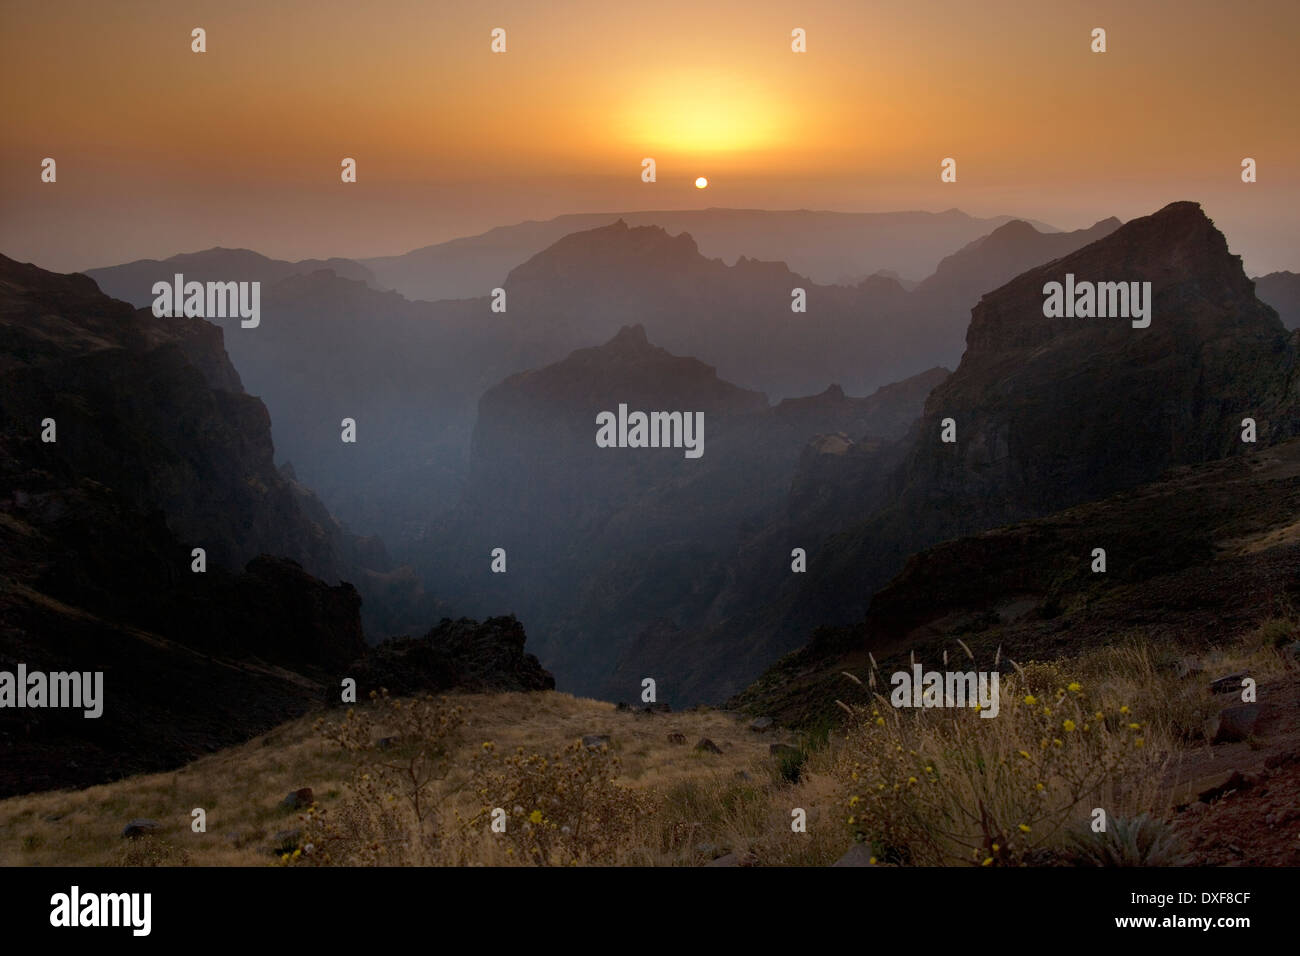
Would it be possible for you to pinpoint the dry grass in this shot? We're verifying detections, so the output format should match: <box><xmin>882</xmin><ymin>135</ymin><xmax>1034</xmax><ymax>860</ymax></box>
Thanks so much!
<box><xmin>0</xmin><ymin>691</ymin><xmax>785</xmax><ymax>866</ymax></box>
<box><xmin>2</xmin><ymin>622</ymin><xmax>1293</xmax><ymax>867</ymax></box>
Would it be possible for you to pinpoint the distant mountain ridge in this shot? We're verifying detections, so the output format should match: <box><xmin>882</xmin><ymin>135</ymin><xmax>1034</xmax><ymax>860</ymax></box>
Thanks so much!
<box><xmin>84</xmin><ymin>247</ymin><xmax>377</xmax><ymax>304</ymax></box>
<box><xmin>359</xmin><ymin>208</ymin><xmax>1061</xmax><ymax>302</ymax></box>
<box><xmin>67</xmin><ymin>210</ymin><xmax>1103</xmax><ymax>574</ymax></box>
<box><xmin>1255</xmin><ymin>270</ymin><xmax>1300</xmax><ymax>330</ymax></box>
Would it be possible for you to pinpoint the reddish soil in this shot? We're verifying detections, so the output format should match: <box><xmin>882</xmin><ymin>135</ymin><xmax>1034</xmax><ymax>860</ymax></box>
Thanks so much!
<box><xmin>1169</xmin><ymin>672</ymin><xmax>1300</xmax><ymax>866</ymax></box>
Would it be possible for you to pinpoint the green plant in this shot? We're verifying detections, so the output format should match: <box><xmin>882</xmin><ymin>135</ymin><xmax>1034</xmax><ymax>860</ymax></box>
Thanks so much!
<box><xmin>775</xmin><ymin>747</ymin><xmax>808</xmax><ymax>785</ymax></box>
<box><xmin>1063</xmin><ymin>813</ymin><xmax>1190</xmax><ymax>866</ymax></box>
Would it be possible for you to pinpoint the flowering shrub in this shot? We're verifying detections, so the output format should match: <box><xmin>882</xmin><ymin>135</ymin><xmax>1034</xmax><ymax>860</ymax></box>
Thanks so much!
<box><xmin>466</xmin><ymin>739</ymin><xmax>652</xmax><ymax>865</ymax></box>
<box><xmin>292</xmin><ymin>690</ymin><xmax>464</xmax><ymax>866</ymax></box>
<box><xmin>835</xmin><ymin>661</ymin><xmax>1161</xmax><ymax>866</ymax></box>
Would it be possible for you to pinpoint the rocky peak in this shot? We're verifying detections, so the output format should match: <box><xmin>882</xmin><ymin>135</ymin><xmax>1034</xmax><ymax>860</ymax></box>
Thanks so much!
<box><xmin>904</xmin><ymin>201</ymin><xmax>1297</xmax><ymax>534</ymax></box>
<box><xmin>966</xmin><ymin>201</ymin><xmax>1263</xmax><ymax>355</ymax></box>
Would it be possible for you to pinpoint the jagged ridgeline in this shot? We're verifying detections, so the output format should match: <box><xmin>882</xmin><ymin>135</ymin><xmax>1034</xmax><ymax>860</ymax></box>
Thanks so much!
<box><xmin>0</xmin><ymin>256</ymin><xmax>549</xmax><ymax>796</ymax></box>
<box><xmin>81</xmin><ymin>214</ymin><xmax>1123</xmax><ymax>569</ymax></box>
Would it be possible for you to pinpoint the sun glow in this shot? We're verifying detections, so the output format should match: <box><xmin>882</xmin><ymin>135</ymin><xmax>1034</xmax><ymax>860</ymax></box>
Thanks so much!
<box><xmin>618</xmin><ymin>70</ymin><xmax>785</xmax><ymax>154</ymax></box>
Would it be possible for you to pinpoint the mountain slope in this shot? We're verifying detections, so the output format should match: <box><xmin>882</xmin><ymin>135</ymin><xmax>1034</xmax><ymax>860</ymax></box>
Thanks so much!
<box><xmin>734</xmin><ymin>438</ymin><xmax>1300</xmax><ymax>730</ymax></box>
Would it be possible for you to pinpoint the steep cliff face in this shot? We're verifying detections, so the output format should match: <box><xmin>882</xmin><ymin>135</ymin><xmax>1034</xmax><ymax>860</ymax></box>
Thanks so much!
<box><xmin>0</xmin><ymin>255</ymin><xmax>350</xmax><ymax>578</ymax></box>
<box><xmin>0</xmin><ymin>256</ymin><xmax>376</xmax><ymax>794</ymax></box>
<box><xmin>900</xmin><ymin>201</ymin><xmax>1299</xmax><ymax>540</ymax></box>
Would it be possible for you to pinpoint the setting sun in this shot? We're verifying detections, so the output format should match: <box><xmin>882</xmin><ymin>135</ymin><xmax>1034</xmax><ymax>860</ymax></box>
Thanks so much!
<box><xmin>695</xmin><ymin>177</ymin><xmax>708</xmax><ymax>189</ymax></box>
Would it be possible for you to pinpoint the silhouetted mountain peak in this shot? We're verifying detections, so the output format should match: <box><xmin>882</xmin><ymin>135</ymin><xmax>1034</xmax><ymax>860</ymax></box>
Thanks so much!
<box><xmin>492</xmin><ymin>325</ymin><xmax>766</xmax><ymax>415</ymax></box>
<box><xmin>607</xmin><ymin>323</ymin><xmax>650</xmax><ymax>349</ymax></box>
<box><xmin>985</xmin><ymin>219</ymin><xmax>1040</xmax><ymax>241</ymax></box>
<box><xmin>965</xmin><ymin>200</ymin><xmax>1263</xmax><ymax>355</ymax></box>
<box><xmin>506</xmin><ymin>220</ymin><xmax>704</xmax><ymax>286</ymax></box>
<box><xmin>915</xmin><ymin>213</ymin><xmax>1124</xmax><ymax>316</ymax></box>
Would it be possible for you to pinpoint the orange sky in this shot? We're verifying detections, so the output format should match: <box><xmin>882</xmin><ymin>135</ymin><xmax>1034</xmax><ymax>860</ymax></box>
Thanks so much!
<box><xmin>3</xmin><ymin>0</ymin><xmax>1298</xmax><ymax>273</ymax></box>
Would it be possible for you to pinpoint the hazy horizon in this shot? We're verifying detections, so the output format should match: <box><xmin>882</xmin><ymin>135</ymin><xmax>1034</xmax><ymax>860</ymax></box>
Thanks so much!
<box><xmin>3</xmin><ymin>0</ymin><xmax>1297</xmax><ymax>275</ymax></box>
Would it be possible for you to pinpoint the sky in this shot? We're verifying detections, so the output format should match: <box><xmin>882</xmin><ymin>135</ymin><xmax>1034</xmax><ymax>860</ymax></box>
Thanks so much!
<box><xmin>2</xmin><ymin>0</ymin><xmax>1298</xmax><ymax>274</ymax></box>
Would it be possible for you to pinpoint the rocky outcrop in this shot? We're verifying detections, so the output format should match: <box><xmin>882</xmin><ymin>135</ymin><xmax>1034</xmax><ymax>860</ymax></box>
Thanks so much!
<box><xmin>348</xmin><ymin>616</ymin><xmax>555</xmax><ymax>698</ymax></box>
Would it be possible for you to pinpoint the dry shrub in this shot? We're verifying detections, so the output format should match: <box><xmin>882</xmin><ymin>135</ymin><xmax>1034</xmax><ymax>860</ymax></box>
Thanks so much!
<box><xmin>833</xmin><ymin>661</ymin><xmax>1166</xmax><ymax>866</ymax></box>
<box><xmin>292</xmin><ymin>690</ymin><xmax>465</xmax><ymax>866</ymax></box>
<box><xmin>464</xmin><ymin>740</ymin><xmax>653</xmax><ymax>865</ymax></box>
<box><xmin>112</xmin><ymin>836</ymin><xmax>191</xmax><ymax>867</ymax></box>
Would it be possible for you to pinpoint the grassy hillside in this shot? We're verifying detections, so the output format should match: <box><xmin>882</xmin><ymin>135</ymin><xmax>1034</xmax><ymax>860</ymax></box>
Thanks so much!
<box><xmin>3</xmin><ymin>620</ymin><xmax>1296</xmax><ymax>867</ymax></box>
